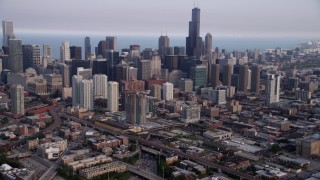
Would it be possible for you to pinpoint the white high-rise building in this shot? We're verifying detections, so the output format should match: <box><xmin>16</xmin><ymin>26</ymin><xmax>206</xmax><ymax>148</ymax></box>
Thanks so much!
<box><xmin>162</xmin><ymin>82</ymin><xmax>174</xmax><ymax>101</ymax></box>
<box><xmin>80</xmin><ymin>79</ymin><xmax>93</xmax><ymax>110</ymax></box>
<box><xmin>209</xmin><ymin>89</ymin><xmax>226</xmax><ymax>105</ymax></box>
<box><xmin>43</xmin><ymin>44</ymin><xmax>52</xmax><ymax>58</ymax></box>
<box><xmin>266</xmin><ymin>74</ymin><xmax>281</xmax><ymax>105</ymax></box>
<box><xmin>72</xmin><ymin>75</ymin><xmax>83</xmax><ymax>107</ymax></box>
<box><xmin>93</xmin><ymin>74</ymin><xmax>108</xmax><ymax>99</ymax></box>
<box><xmin>2</xmin><ymin>20</ymin><xmax>14</xmax><ymax>47</ymax></box>
<box><xmin>10</xmin><ymin>84</ymin><xmax>24</xmax><ymax>115</ymax></box>
<box><xmin>150</xmin><ymin>55</ymin><xmax>161</xmax><ymax>77</ymax></box>
<box><xmin>60</xmin><ymin>41</ymin><xmax>70</xmax><ymax>62</ymax></box>
<box><xmin>107</xmin><ymin>81</ymin><xmax>119</xmax><ymax>112</ymax></box>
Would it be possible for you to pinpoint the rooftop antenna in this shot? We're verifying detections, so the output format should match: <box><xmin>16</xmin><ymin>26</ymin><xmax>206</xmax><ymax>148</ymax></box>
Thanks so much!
<box><xmin>166</xmin><ymin>30</ymin><xmax>167</xmax><ymax>36</ymax></box>
<box><xmin>161</xmin><ymin>30</ymin><xmax>163</xmax><ymax>36</ymax></box>
<box><xmin>194</xmin><ymin>0</ymin><xmax>196</xmax><ymax>7</ymax></box>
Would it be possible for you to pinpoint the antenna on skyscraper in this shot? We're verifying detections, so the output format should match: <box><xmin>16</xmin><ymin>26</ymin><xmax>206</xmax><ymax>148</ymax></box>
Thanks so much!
<box><xmin>161</xmin><ymin>30</ymin><xmax>163</xmax><ymax>36</ymax></box>
<box><xmin>194</xmin><ymin>0</ymin><xmax>196</xmax><ymax>7</ymax></box>
<box><xmin>166</xmin><ymin>30</ymin><xmax>167</xmax><ymax>36</ymax></box>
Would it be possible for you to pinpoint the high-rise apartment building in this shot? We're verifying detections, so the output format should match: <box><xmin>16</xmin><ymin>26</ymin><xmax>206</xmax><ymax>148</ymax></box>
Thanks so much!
<box><xmin>107</xmin><ymin>81</ymin><xmax>119</xmax><ymax>112</ymax></box>
<box><xmin>251</xmin><ymin>65</ymin><xmax>261</xmax><ymax>94</ymax></box>
<box><xmin>9</xmin><ymin>39</ymin><xmax>23</xmax><ymax>73</ymax></box>
<box><xmin>2</xmin><ymin>20</ymin><xmax>14</xmax><ymax>47</ymax></box>
<box><xmin>238</xmin><ymin>65</ymin><xmax>249</xmax><ymax>93</ymax></box>
<box><xmin>10</xmin><ymin>84</ymin><xmax>25</xmax><ymax>115</ymax></box>
<box><xmin>211</xmin><ymin>64</ymin><xmax>220</xmax><ymax>89</ymax></box>
<box><xmin>150</xmin><ymin>84</ymin><xmax>162</xmax><ymax>100</ymax></box>
<box><xmin>60</xmin><ymin>41</ymin><xmax>70</xmax><ymax>62</ymax></box>
<box><xmin>162</xmin><ymin>82</ymin><xmax>174</xmax><ymax>101</ymax></box>
<box><xmin>84</xmin><ymin>37</ymin><xmax>91</xmax><ymax>60</ymax></box>
<box><xmin>79</xmin><ymin>79</ymin><xmax>93</xmax><ymax>110</ymax></box>
<box><xmin>72</xmin><ymin>75</ymin><xmax>83</xmax><ymax>107</ymax></box>
<box><xmin>125</xmin><ymin>92</ymin><xmax>147</xmax><ymax>126</ymax></box>
<box><xmin>43</xmin><ymin>44</ymin><xmax>51</xmax><ymax>58</ymax></box>
<box><xmin>186</xmin><ymin>7</ymin><xmax>202</xmax><ymax>58</ymax></box>
<box><xmin>150</xmin><ymin>55</ymin><xmax>161</xmax><ymax>78</ymax></box>
<box><xmin>266</xmin><ymin>74</ymin><xmax>281</xmax><ymax>105</ymax></box>
<box><xmin>93</xmin><ymin>74</ymin><xmax>108</xmax><ymax>99</ymax></box>
<box><xmin>209</xmin><ymin>89</ymin><xmax>226</xmax><ymax>105</ymax></box>
<box><xmin>204</xmin><ymin>33</ymin><xmax>213</xmax><ymax>55</ymax></box>
<box><xmin>223</xmin><ymin>64</ymin><xmax>233</xmax><ymax>87</ymax></box>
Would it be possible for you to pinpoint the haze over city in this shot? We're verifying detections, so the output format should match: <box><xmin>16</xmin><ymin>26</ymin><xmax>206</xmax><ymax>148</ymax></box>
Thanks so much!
<box><xmin>1</xmin><ymin>0</ymin><xmax>320</xmax><ymax>37</ymax></box>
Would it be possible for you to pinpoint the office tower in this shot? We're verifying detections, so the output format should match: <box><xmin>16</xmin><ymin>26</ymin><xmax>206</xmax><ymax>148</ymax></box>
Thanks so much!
<box><xmin>71</xmin><ymin>59</ymin><xmax>91</xmax><ymax>80</ymax></box>
<box><xmin>266</xmin><ymin>74</ymin><xmax>280</xmax><ymax>105</ymax></box>
<box><xmin>178</xmin><ymin>78</ymin><xmax>193</xmax><ymax>93</ymax></box>
<box><xmin>164</xmin><ymin>47</ymin><xmax>174</xmax><ymax>57</ymax></box>
<box><xmin>125</xmin><ymin>92</ymin><xmax>147</xmax><ymax>126</ymax></box>
<box><xmin>190</xmin><ymin>65</ymin><xmax>207</xmax><ymax>90</ymax></box>
<box><xmin>238</xmin><ymin>65</ymin><xmax>249</xmax><ymax>93</ymax></box>
<box><xmin>22</xmin><ymin>45</ymin><xmax>33</xmax><ymax>70</ymax></box>
<box><xmin>84</xmin><ymin>37</ymin><xmax>91</xmax><ymax>60</ymax></box>
<box><xmin>58</xmin><ymin>63</ymin><xmax>70</xmax><ymax>87</ymax></box>
<box><xmin>186</xmin><ymin>7</ymin><xmax>203</xmax><ymax>58</ymax></box>
<box><xmin>93</xmin><ymin>74</ymin><xmax>108</xmax><ymax>99</ymax></box>
<box><xmin>251</xmin><ymin>65</ymin><xmax>261</xmax><ymax>94</ymax></box>
<box><xmin>223</xmin><ymin>64</ymin><xmax>232</xmax><ymax>86</ymax></box>
<box><xmin>2</xmin><ymin>20</ymin><xmax>14</xmax><ymax>47</ymax></box>
<box><xmin>32</xmin><ymin>45</ymin><xmax>41</xmax><ymax>67</ymax></box>
<box><xmin>107</xmin><ymin>81</ymin><xmax>119</xmax><ymax>112</ymax></box>
<box><xmin>80</xmin><ymin>79</ymin><xmax>93</xmax><ymax>110</ymax></box>
<box><xmin>60</xmin><ymin>41</ymin><xmax>70</xmax><ymax>62</ymax></box>
<box><xmin>204</xmin><ymin>33</ymin><xmax>213</xmax><ymax>55</ymax></box>
<box><xmin>77</xmin><ymin>67</ymin><xmax>92</xmax><ymax>80</ymax></box>
<box><xmin>150</xmin><ymin>55</ymin><xmax>161</xmax><ymax>78</ymax></box>
<box><xmin>92</xmin><ymin>59</ymin><xmax>108</xmax><ymax>75</ymax></box>
<box><xmin>70</xmin><ymin>46</ymin><xmax>82</xmax><ymax>60</ymax></box>
<box><xmin>10</xmin><ymin>84</ymin><xmax>25</xmax><ymax>115</ymax></box>
<box><xmin>44</xmin><ymin>74</ymin><xmax>63</xmax><ymax>94</ymax></box>
<box><xmin>174</xmin><ymin>46</ymin><xmax>186</xmax><ymax>55</ymax></box>
<box><xmin>138</xmin><ymin>60</ymin><xmax>151</xmax><ymax>80</ymax></box>
<box><xmin>97</xmin><ymin>40</ymin><xmax>107</xmax><ymax>57</ymax></box>
<box><xmin>231</xmin><ymin>74</ymin><xmax>239</xmax><ymax>88</ymax></box>
<box><xmin>130</xmin><ymin>44</ymin><xmax>140</xmax><ymax>51</ymax></box>
<box><xmin>43</xmin><ymin>44</ymin><xmax>51</xmax><ymax>58</ymax></box>
<box><xmin>209</xmin><ymin>89</ymin><xmax>226</xmax><ymax>105</ymax></box>
<box><xmin>164</xmin><ymin>55</ymin><xmax>178</xmax><ymax>72</ymax></box>
<box><xmin>106</xmin><ymin>36</ymin><xmax>117</xmax><ymax>51</ymax></box>
<box><xmin>72</xmin><ymin>75</ymin><xmax>83</xmax><ymax>107</ymax></box>
<box><xmin>114</xmin><ymin>60</ymin><xmax>129</xmax><ymax>82</ymax></box>
<box><xmin>247</xmin><ymin>69</ymin><xmax>252</xmax><ymax>91</ymax></box>
<box><xmin>150</xmin><ymin>84</ymin><xmax>162</xmax><ymax>100</ymax></box>
<box><xmin>9</xmin><ymin>39</ymin><xmax>23</xmax><ymax>73</ymax></box>
<box><xmin>158</xmin><ymin>35</ymin><xmax>170</xmax><ymax>57</ymax></box>
<box><xmin>106</xmin><ymin>50</ymin><xmax>120</xmax><ymax>81</ymax></box>
<box><xmin>162</xmin><ymin>82</ymin><xmax>173</xmax><ymax>101</ymax></box>
<box><xmin>211</xmin><ymin>64</ymin><xmax>220</xmax><ymax>89</ymax></box>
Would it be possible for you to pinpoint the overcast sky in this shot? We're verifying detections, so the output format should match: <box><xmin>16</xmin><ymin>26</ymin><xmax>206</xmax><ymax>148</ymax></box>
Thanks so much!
<box><xmin>1</xmin><ymin>0</ymin><xmax>319</xmax><ymax>38</ymax></box>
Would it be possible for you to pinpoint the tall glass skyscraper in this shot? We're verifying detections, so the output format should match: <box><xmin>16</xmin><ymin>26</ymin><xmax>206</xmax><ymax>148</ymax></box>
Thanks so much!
<box><xmin>186</xmin><ymin>7</ymin><xmax>203</xmax><ymax>58</ymax></box>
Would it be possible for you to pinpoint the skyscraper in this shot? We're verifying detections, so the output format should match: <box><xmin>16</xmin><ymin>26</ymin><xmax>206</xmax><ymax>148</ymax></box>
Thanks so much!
<box><xmin>150</xmin><ymin>84</ymin><xmax>162</xmax><ymax>100</ymax></box>
<box><xmin>138</xmin><ymin>60</ymin><xmax>151</xmax><ymax>80</ymax></box>
<box><xmin>60</xmin><ymin>41</ymin><xmax>70</xmax><ymax>62</ymax></box>
<box><xmin>190</xmin><ymin>65</ymin><xmax>207</xmax><ymax>90</ymax></box>
<box><xmin>238</xmin><ymin>65</ymin><xmax>249</xmax><ymax>93</ymax></box>
<box><xmin>174</xmin><ymin>46</ymin><xmax>186</xmax><ymax>56</ymax></box>
<box><xmin>107</xmin><ymin>81</ymin><xmax>119</xmax><ymax>112</ymax></box>
<box><xmin>223</xmin><ymin>64</ymin><xmax>233</xmax><ymax>86</ymax></box>
<box><xmin>162</xmin><ymin>82</ymin><xmax>174</xmax><ymax>101</ymax></box>
<box><xmin>251</xmin><ymin>65</ymin><xmax>261</xmax><ymax>94</ymax></box>
<box><xmin>2</xmin><ymin>20</ymin><xmax>14</xmax><ymax>47</ymax></box>
<box><xmin>43</xmin><ymin>44</ymin><xmax>51</xmax><ymax>58</ymax></box>
<box><xmin>106</xmin><ymin>50</ymin><xmax>120</xmax><ymax>81</ymax></box>
<box><xmin>158</xmin><ymin>35</ymin><xmax>170</xmax><ymax>57</ymax></box>
<box><xmin>106</xmin><ymin>36</ymin><xmax>117</xmax><ymax>51</ymax></box>
<box><xmin>186</xmin><ymin>7</ymin><xmax>202</xmax><ymax>58</ymax></box>
<box><xmin>93</xmin><ymin>74</ymin><xmax>108</xmax><ymax>99</ymax></box>
<box><xmin>150</xmin><ymin>55</ymin><xmax>161</xmax><ymax>78</ymax></box>
<box><xmin>72</xmin><ymin>75</ymin><xmax>83</xmax><ymax>107</ymax></box>
<box><xmin>211</xmin><ymin>64</ymin><xmax>220</xmax><ymax>89</ymax></box>
<box><xmin>70</xmin><ymin>46</ymin><xmax>82</xmax><ymax>60</ymax></box>
<box><xmin>10</xmin><ymin>84</ymin><xmax>25</xmax><ymax>116</ymax></box>
<box><xmin>204</xmin><ymin>33</ymin><xmax>213</xmax><ymax>55</ymax></box>
<box><xmin>125</xmin><ymin>92</ymin><xmax>147</xmax><ymax>126</ymax></box>
<box><xmin>32</xmin><ymin>45</ymin><xmax>41</xmax><ymax>68</ymax></box>
<box><xmin>84</xmin><ymin>37</ymin><xmax>91</xmax><ymax>60</ymax></box>
<box><xmin>79</xmin><ymin>79</ymin><xmax>93</xmax><ymax>110</ymax></box>
<box><xmin>266</xmin><ymin>74</ymin><xmax>280</xmax><ymax>105</ymax></box>
<box><xmin>9</xmin><ymin>39</ymin><xmax>23</xmax><ymax>73</ymax></box>
<box><xmin>22</xmin><ymin>45</ymin><xmax>33</xmax><ymax>70</ymax></box>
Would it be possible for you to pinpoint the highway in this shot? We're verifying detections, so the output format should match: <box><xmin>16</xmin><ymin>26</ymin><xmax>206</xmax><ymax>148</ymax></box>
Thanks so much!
<box><xmin>60</xmin><ymin>113</ymin><xmax>258</xmax><ymax>180</ymax></box>
<box><xmin>126</xmin><ymin>163</ymin><xmax>162</xmax><ymax>180</ymax></box>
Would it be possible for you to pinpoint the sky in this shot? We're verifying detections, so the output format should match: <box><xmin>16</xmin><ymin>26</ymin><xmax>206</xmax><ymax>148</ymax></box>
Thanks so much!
<box><xmin>1</xmin><ymin>0</ymin><xmax>320</xmax><ymax>38</ymax></box>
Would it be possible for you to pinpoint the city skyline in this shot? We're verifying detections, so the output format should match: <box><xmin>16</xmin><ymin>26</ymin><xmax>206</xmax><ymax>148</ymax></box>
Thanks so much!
<box><xmin>0</xmin><ymin>0</ymin><xmax>319</xmax><ymax>38</ymax></box>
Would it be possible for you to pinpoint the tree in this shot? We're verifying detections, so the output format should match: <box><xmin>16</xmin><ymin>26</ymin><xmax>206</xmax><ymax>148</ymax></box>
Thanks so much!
<box><xmin>270</xmin><ymin>144</ymin><xmax>281</xmax><ymax>153</ymax></box>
